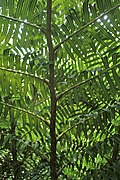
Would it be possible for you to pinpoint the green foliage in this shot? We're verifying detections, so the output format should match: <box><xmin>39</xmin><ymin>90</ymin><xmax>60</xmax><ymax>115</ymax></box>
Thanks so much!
<box><xmin>0</xmin><ymin>0</ymin><xmax>120</xmax><ymax>179</ymax></box>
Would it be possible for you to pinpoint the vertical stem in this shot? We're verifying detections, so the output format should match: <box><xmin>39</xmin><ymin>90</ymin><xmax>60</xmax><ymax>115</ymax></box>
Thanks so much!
<box><xmin>46</xmin><ymin>0</ymin><xmax>57</xmax><ymax>179</ymax></box>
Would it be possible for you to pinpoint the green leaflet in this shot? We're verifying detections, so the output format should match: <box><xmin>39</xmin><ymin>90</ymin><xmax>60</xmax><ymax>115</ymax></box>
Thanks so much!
<box><xmin>4</xmin><ymin>21</ymin><xmax>14</xmax><ymax>44</ymax></box>
<box><xmin>13</xmin><ymin>23</ymin><xmax>20</xmax><ymax>46</ymax></box>
<box><xmin>15</xmin><ymin>0</ymin><xmax>24</xmax><ymax>18</ymax></box>
<box><xmin>104</xmin><ymin>0</ymin><xmax>112</xmax><ymax>10</ymax></box>
<box><xmin>28</xmin><ymin>113</ymin><xmax>34</xmax><ymax>130</ymax></box>
<box><xmin>1</xmin><ymin>0</ymin><xmax>8</xmax><ymax>15</ymax></box>
<box><xmin>108</xmin><ymin>13</ymin><xmax>120</xmax><ymax>33</ymax></box>
<box><xmin>69</xmin><ymin>8</ymin><xmax>80</xmax><ymax>26</ymax></box>
<box><xmin>100</xmin><ymin>18</ymin><xmax>118</xmax><ymax>39</ymax></box>
<box><xmin>28</xmin><ymin>0</ymin><xmax>37</xmax><ymax>21</ymax></box>
<box><xmin>72</xmin><ymin>36</ymin><xmax>86</xmax><ymax>58</ymax></box>
<box><xmin>61</xmin><ymin>24</ymin><xmax>70</xmax><ymax>35</ymax></box>
<box><xmin>68</xmin><ymin>39</ymin><xmax>82</xmax><ymax>58</ymax></box>
<box><xmin>0</xmin><ymin>20</ymin><xmax>9</xmax><ymax>43</ymax></box>
<box><xmin>108</xmin><ymin>46</ymin><xmax>120</xmax><ymax>57</ymax></box>
<box><xmin>23</xmin><ymin>76</ymin><xmax>28</xmax><ymax>96</ymax></box>
<box><xmin>83</xmin><ymin>0</ymin><xmax>90</xmax><ymax>23</ymax></box>
<box><xmin>16</xmin><ymin>74</ymin><xmax>22</xmax><ymax>93</ymax></box>
<box><xmin>8</xmin><ymin>0</ymin><xmax>14</xmax><ymax>16</ymax></box>
<box><xmin>64</xmin><ymin>43</ymin><xmax>75</xmax><ymax>60</ymax></box>
<box><xmin>98</xmin><ymin>75</ymin><xmax>109</xmax><ymax>100</ymax></box>
<box><xmin>66</xmin><ymin>15</ymin><xmax>75</xmax><ymax>33</ymax></box>
<box><xmin>95</xmin><ymin>0</ymin><xmax>105</xmax><ymax>13</ymax></box>
<box><xmin>115</xmin><ymin>7</ymin><xmax>120</xmax><ymax>22</ymax></box>
<box><xmin>95</xmin><ymin>21</ymin><xmax>115</xmax><ymax>41</ymax></box>
<box><xmin>89</xmin><ymin>4</ymin><xmax>97</xmax><ymax>18</ymax></box>
<box><xmin>22</xmin><ymin>55</ymin><xmax>28</xmax><ymax>71</ymax></box>
<box><xmin>3</xmin><ymin>49</ymin><xmax>9</xmax><ymax>68</ymax></box>
<box><xmin>88</xmin><ymin>27</ymin><xmax>106</xmax><ymax>46</ymax></box>
<box><xmin>11</xmin><ymin>76</ymin><xmax>17</xmax><ymax>95</ymax></box>
<box><xmin>15</xmin><ymin>55</ymin><xmax>21</xmax><ymax>70</ymax></box>
<box><xmin>57</xmin><ymin>46</ymin><xmax>63</xmax><ymax>60</ymax></box>
<box><xmin>5</xmin><ymin>72</ymin><xmax>10</xmax><ymax>94</ymax></box>
<box><xmin>20</xmin><ymin>25</ymin><xmax>29</xmax><ymax>48</ymax></box>
<box><xmin>112</xmin><ymin>54</ymin><xmax>120</xmax><ymax>90</ymax></box>
<box><xmin>21</xmin><ymin>0</ymin><xmax>30</xmax><ymax>20</ymax></box>
<box><xmin>102</xmin><ymin>57</ymin><xmax>116</xmax><ymax>97</ymax></box>
<box><xmin>80</xmin><ymin>31</ymin><xmax>96</xmax><ymax>53</ymax></box>
<box><xmin>22</xmin><ymin>112</ymin><xmax>27</xmax><ymax>128</ymax></box>
<box><xmin>9</xmin><ymin>54</ymin><xmax>14</xmax><ymax>69</ymax></box>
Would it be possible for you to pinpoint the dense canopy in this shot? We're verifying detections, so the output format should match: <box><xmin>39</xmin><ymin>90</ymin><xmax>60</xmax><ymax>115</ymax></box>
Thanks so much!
<box><xmin>0</xmin><ymin>0</ymin><xmax>120</xmax><ymax>179</ymax></box>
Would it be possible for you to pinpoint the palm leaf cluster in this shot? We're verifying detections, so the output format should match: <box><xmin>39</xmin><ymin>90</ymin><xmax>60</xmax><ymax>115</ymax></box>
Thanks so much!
<box><xmin>0</xmin><ymin>0</ymin><xmax>120</xmax><ymax>179</ymax></box>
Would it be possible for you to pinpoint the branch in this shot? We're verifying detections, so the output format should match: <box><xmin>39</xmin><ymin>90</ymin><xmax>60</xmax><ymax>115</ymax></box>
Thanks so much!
<box><xmin>0</xmin><ymin>67</ymin><xmax>49</xmax><ymax>86</ymax></box>
<box><xmin>56</xmin><ymin>102</ymin><xmax>120</xmax><ymax>141</ymax></box>
<box><xmin>56</xmin><ymin>62</ymin><xmax>120</xmax><ymax>101</ymax></box>
<box><xmin>57</xmin><ymin>165</ymin><xmax>65</xmax><ymax>177</ymax></box>
<box><xmin>0</xmin><ymin>14</ymin><xmax>46</xmax><ymax>34</ymax></box>
<box><xmin>0</xmin><ymin>102</ymin><xmax>50</xmax><ymax>126</ymax></box>
<box><xmin>54</xmin><ymin>4</ymin><xmax>120</xmax><ymax>51</ymax></box>
<box><xmin>57</xmin><ymin>113</ymin><xmax>100</xmax><ymax>141</ymax></box>
<box><xmin>57</xmin><ymin>120</ymin><xmax>84</xmax><ymax>141</ymax></box>
<box><xmin>21</xmin><ymin>127</ymin><xmax>35</xmax><ymax>138</ymax></box>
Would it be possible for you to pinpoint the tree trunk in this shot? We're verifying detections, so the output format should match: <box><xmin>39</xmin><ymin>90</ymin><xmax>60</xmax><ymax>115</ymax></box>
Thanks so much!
<box><xmin>47</xmin><ymin>0</ymin><xmax>57</xmax><ymax>179</ymax></box>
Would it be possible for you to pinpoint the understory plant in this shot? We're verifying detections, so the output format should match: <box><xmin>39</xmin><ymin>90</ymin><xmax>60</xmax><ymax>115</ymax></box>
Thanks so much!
<box><xmin>0</xmin><ymin>0</ymin><xmax>120</xmax><ymax>179</ymax></box>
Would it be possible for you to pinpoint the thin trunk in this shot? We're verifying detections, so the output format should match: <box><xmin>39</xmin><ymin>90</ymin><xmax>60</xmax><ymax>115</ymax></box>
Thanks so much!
<box><xmin>47</xmin><ymin>0</ymin><xmax>57</xmax><ymax>179</ymax></box>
